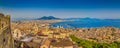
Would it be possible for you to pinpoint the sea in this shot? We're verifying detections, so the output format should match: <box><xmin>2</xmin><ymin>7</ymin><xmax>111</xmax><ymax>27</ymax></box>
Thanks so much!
<box><xmin>51</xmin><ymin>20</ymin><xmax>120</xmax><ymax>28</ymax></box>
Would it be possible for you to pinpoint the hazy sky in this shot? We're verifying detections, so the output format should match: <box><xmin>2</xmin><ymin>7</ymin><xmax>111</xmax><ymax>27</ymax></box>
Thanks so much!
<box><xmin>0</xmin><ymin>0</ymin><xmax>120</xmax><ymax>19</ymax></box>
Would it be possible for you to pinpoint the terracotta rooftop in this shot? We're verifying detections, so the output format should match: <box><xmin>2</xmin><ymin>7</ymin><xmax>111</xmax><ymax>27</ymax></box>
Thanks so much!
<box><xmin>41</xmin><ymin>39</ymin><xmax>51</xmax><ymax>46</ymax></box>
<box><xmin>51</xmin><ymin>40</ymin><xmax>73</xmax><ymax>47</ymax></box>
<box><xmin>24</xmin><ymin>42</ymin><xmax>40</xmax><ymax>48</ymax></box>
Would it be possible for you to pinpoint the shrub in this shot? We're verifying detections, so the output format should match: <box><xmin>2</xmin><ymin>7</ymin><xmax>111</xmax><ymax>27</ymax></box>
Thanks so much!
<box><xmin>70</xmin><ymin>35</ymin><xmax>120</xmax><ymax>48</ymax></box>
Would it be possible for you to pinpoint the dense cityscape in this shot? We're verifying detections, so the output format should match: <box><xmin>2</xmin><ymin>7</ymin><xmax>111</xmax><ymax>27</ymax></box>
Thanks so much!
<box><xmin>1</xmin><ymin>0</ymin><xmax>120</xmax><ymax>48</ymax></box>
<box><xmin>1</xmin><ymin>13</ymin><xmax>120</xmax><ymax>48</ymax></box>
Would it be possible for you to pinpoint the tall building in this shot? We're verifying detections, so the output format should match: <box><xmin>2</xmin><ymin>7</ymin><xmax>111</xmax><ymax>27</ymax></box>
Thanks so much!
<box><xmin>33</xmin><ymin>23</ymin><xmax>39</xmax><ymax>35</ymax></box>
<box><xmin>0</xmin><ymin>13</ymin><xmax>14</xmax><ymax>48</ymax></box>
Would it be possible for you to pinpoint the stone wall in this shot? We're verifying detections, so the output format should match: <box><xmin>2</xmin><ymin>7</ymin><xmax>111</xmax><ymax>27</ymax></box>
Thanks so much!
<box><xmin>0</xmin><ymin>13</ymin><xmax>14</xmax><ymax>48</ymax></box>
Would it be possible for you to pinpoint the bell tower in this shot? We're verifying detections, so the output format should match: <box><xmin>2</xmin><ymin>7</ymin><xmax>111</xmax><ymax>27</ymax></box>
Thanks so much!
<box><xmin>33</xmin><ymin>23</ymin><xmax>39</xmax><ymax>35</ymax></box>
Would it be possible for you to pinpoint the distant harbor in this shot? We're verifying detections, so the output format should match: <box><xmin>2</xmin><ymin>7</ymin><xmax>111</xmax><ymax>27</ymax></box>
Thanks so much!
<box><xmin>51</xmin><ymin>20</ymin><xmax>120</xmax><ymax>28</ymax></box>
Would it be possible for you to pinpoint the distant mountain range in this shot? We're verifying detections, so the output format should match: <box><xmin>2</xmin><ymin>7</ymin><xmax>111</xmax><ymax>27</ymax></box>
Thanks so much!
<box><xmin>12</xmin><ymin>16</ymin><xmax>120</xmax><ymax>21</ymax></box>
<box><xmin>37</xmin><ymin>16</ymin><xmax>60</xmax><ymax>20</ymax></box>
<box><xmin>64</xmin><ymin>17</ymin><xmax>120</xmax><ymax>22</ymax></box>
<box><xmin>64</xmin><ymin>17</ymin><xmax>100</xmax><ymax>21</ymax></box>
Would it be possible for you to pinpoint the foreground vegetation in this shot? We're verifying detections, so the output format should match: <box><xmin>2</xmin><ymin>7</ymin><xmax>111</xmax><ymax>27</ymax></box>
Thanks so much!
<box><xmin>70</xmin><ymin>35</ymin><xmax>120</xmax><ymax>48</ymax></box>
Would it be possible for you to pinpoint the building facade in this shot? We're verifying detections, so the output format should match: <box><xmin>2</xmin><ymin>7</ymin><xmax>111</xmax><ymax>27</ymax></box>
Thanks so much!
<box><xmin>0</xmin><ymin>13</ymin><xmax>14</xmax><ymax>48</ymax></box>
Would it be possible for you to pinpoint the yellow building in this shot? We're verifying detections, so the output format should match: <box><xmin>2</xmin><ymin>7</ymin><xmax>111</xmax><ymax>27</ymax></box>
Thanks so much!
<box><xmin>41</xmin><ymin>27</ymin><xmax>50</xmax><ymax>35</ymax></box>
<box><xmin>12</xmin><ymin>29</ymin><xmax>25</xmax><ymax>40</ymax></box>
<box><xmin>37</xmin><ymin>27</ymin><xmax>70</xmax><ymax>39</ymax></box>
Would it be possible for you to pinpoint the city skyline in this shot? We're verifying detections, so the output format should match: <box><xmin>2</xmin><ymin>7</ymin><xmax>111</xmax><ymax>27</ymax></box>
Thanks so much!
<box><xmin>1</xmin><ymin>0</ymin><xmax>120</xmax><ymax>48</ymax></box>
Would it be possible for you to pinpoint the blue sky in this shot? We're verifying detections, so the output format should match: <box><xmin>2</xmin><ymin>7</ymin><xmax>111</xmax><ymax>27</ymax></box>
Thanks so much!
<box><xmin>0</xmin><ymin>0</ymin><xmax>120</xmax><ymax>19</ymax></box>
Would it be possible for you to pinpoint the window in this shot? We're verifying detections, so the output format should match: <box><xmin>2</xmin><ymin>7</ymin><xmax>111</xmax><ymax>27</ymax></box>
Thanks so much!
<box><xmin>3</xmin><ymin>38</ymin><xmax>5</xmax><ymax>42</ymax></box>
<box><xmin>2</xmin><ymin>24</ymin><xmax>3</xmax><ymax>28</ymax></box>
